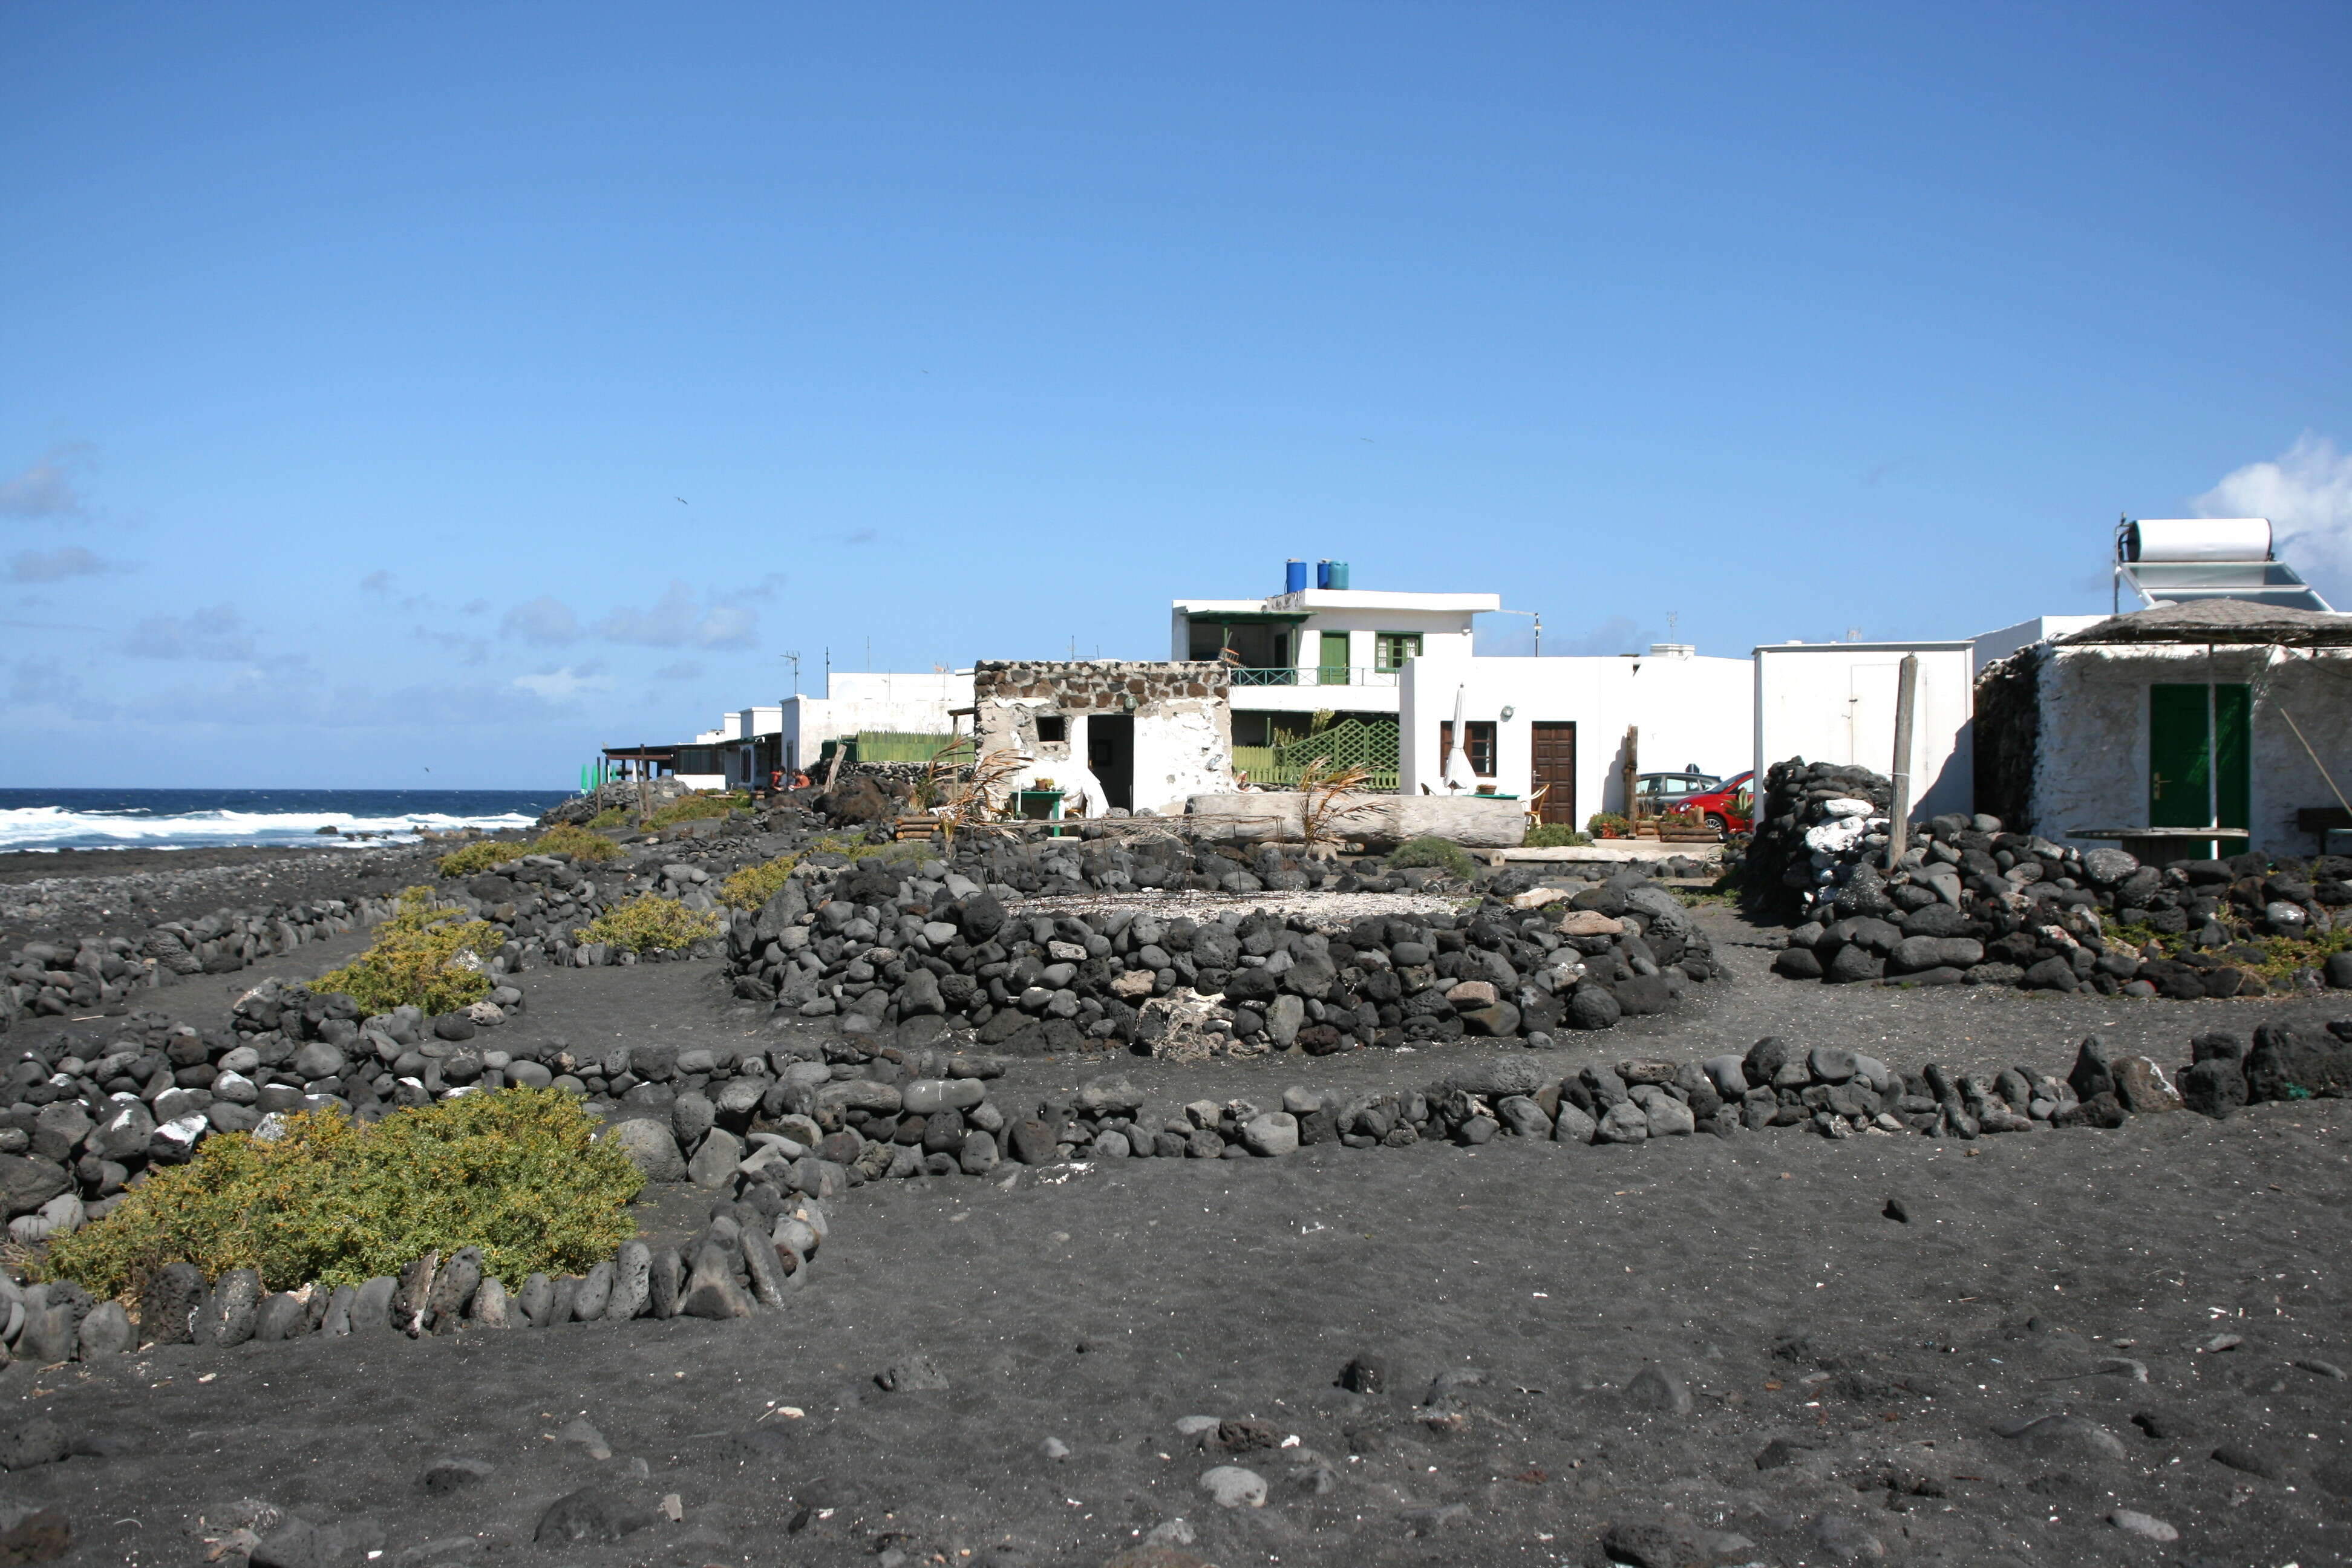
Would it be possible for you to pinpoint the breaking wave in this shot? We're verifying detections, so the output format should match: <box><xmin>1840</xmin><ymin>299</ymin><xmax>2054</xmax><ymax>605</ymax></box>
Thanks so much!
<box><xmin>0</xmin><ymin>789</ymin><xmax>566</xmax><ymax>852</ymax></box>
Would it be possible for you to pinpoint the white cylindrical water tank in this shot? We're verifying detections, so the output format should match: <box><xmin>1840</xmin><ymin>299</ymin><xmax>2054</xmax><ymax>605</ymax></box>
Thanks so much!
<box><xmin>2124</xmin><ymin>517</ymin><xmax>2272</xmax><ymax>562</ymax></box>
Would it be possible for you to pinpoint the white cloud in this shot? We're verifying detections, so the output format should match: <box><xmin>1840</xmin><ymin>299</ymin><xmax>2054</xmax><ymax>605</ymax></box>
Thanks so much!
<box><xmin>502</xmin><ymin>595</ymin><xmax>580</xmax><ymax>644</ymax></box>
<box><xmin>0</xmin><ymin>443</ymin><xmax>91</xmax><ymax>519</ymax></box>
<box><xmin>595</xmin><ymin>581</ymin><xmax>757</xmax><ymax>649</ymax></box>
<box><xmin>512</xmin><ymin>663</ymin><xmax>610</xmax><ymax>702</ymax></box>
<box><xmin>123</xmin><ymin>604</ymin><xmax>255</xmax><ymax>661</ymax></box>
<box><xmin>2196</xmin><ymin>433</ymin><xmax>2352</xmax><ymax>593</ymax></box>
<box><xmin>7</xmin><ymin>546</ymin><xmax>114</xmax><ymax>583</ymax></box>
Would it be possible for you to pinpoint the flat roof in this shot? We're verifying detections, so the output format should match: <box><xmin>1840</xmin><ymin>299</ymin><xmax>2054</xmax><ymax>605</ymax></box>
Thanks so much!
<box><xmin>1751</xmin><ymin>640</ymin><xmax>1975</xmax><ymax>655</ymax></box>
<box><xmin>1176</xmin><ymin>590</ymin><xmax>1503</xmax><ymax>614</ymax></box>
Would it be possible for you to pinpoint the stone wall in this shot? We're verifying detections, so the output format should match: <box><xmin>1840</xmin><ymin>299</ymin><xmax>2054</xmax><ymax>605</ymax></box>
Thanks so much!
<box><xmin>972</xmin><ymin>661</ymin><xmax>1230</xmax><ymax>710</ymax></box>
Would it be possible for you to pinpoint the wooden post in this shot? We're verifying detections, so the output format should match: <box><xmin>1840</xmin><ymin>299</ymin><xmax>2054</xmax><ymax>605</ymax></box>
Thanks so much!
<box><xmin>1621</xmin><ymin>725</ymin><xmax>1639</xmax><ymax>820</ymax></box>
<box><xmin>1887</xmin><ymin>654</ymin><xmax>1919</xmax><ymax>867</ymax></box>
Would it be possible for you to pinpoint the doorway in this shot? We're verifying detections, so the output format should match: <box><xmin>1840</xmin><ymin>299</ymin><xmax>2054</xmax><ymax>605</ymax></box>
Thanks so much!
<box><xmin>1087</xmin><ymin>714</ymin><xmax>1135</xmax><ymax>811</ymax></box>
<box><xmin>2149</xmin><ymin>683</ymin><xmax>2250</xmax><ymax>857</ymax></box>
<box><xmin>1531</xmin><ymin>722</ymin><xmax>1576</xmax><ymax>825</ymax></box>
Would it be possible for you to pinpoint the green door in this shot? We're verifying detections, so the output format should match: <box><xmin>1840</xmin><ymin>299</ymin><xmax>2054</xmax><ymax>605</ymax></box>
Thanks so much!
<box><xmin>2213</xmin><ymin>683</ymin><xmax>2251</xmax><ymax>834</ymax></box>
<box><xmin>1317</xmin><ymin>630</ymin><xmax>1350</xmax><ymax>686</ymax></box>
<box><xmin>2149</xmin><ymin>683</ymin><xmax>2251</xmax><ymax>855</ymax></box>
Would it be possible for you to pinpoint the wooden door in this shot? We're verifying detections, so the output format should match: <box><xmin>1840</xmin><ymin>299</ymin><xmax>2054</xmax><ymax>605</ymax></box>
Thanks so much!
<box><xmin>2150</xmin><ymin>683</ymin><xmax>2251</xmax><ymax>857</ymax></box>
<box><xmin>1530</xmin><ymin>722</ymin><xmax>1576</xmax><ymax>825</ymax></box>
<box><xmin>1317</xmin><ymin>630</ymin><xmax>1351</xmax><ymax>687</ymax></box>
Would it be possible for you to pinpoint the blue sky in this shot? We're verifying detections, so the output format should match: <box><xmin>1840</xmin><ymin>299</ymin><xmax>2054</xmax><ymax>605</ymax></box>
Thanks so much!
<box><xmin>5</xmin><ymin>4</ymin><xmax>2348</xmax><ymax>788</ymax></box>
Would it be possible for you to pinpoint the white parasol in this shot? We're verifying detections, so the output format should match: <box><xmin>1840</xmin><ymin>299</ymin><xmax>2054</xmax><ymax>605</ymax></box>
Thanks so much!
<box><xmin>1442</xmin><ymin>684</ymin><xmax>1477</xmax><ymax>792</ymax></box>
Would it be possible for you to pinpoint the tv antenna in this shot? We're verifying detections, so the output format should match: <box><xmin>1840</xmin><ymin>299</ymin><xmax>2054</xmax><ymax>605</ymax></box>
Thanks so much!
<box><xmin>782</xmin><ymin>650</ymin><xmax>800</xmax><ymax>696</ymax></box>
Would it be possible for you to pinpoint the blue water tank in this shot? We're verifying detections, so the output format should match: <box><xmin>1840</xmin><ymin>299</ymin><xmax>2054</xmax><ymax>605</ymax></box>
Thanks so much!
<box><xmin>1324</xmin><ymin>560</ymin><xmax>1350</xmax><ymax>590</ymax></box>
<box><xmin>1284</xmin><ymin>558</ymin><xmax>1307</xmax><ymax>594</ymax></box>
<box><xmin>1315</xmin><ymin>560</ymin><xmax>1331</xmax><ymax>589</ymax></box>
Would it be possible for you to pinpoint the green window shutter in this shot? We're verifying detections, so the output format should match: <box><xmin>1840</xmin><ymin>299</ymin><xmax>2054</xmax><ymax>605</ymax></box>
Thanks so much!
<box><xmin>1374</xmin><ymin>632</ymin><xmax>1422</xmax><ymax>672</ymax></box>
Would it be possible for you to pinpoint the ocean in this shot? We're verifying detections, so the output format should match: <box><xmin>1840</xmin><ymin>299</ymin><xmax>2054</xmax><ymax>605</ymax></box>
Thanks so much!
<box><xmin>0</xmin><ymin>788</ymin><xmax>570</xmax><ymax>853</ymax></box>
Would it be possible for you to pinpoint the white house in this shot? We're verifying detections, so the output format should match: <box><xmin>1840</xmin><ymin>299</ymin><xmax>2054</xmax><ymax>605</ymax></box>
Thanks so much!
<box><xmin>705</xmin><ymin>672</ymin><xmax>976</xmax><ymax>788</ymax></box>
<box><xmin>1397</xmin><ymin>647</ymin><xmax>1754</xmax><ymax>827</ymax></box>
<box><xmin>1172</xmin><ymin>563</ymin><xmax>1503</xmax><ymax>787</ymax></box>
<box><xmin>1971</xmin><ymin>616</ymin><xmax>2107</xmax><ymax>675</ymax></box>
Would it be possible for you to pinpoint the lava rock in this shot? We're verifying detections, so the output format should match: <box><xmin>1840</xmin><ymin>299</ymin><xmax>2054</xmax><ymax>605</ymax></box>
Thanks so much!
<box><xmin>534</xmin><ymin>1488</ymin><xmax>655</xmax><ymax>1546</ymax></box>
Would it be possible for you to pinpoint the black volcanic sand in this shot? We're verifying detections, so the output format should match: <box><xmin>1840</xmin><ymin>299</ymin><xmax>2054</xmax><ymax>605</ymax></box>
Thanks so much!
<box><xmin>5</xmin><ymin>900</ymin><xmax>2351</xmax><ymax>1566</ymax></box>
<box><xmin>0</xmin><ymin>841</ymin><xmax>446</xmax><ymax>952</ymax></box>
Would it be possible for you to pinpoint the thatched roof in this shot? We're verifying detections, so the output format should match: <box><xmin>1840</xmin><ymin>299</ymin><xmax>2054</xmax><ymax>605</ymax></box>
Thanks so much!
<box><xmin>2055</xmin><ymin>597</ymin><xmax>2352</xmax><ymax>648</ymax></box>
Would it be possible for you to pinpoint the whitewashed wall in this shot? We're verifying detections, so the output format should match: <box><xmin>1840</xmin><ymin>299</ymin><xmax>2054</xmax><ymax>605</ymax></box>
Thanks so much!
<box><xmin>1126</xmin><ymin>698</ymin><xmax>1235</xmax><ymax>815</ymax></box>
<box><xmin>2033</xmin><ymin>645</ymin><xmax>2352</xmax><ymax>855</ymax></box>
<box><xmin>1399</xmin><ymin>654</ymin><xmax>1754</xmax><ymax>822</ymax></box>
<box><xmin>776</xmin><ymin>672</ymin><xmax>975</xmax><ymax>777</ymax></box>
<box><xmin>976</xmin><ymin>696</ymin><xmax>1232</xmax><ymax>817</ymax></box>
<box><xmin>1752</xmin><ymin>643</ymin><xmax>1976</xmax><ymax>821</ymax></box>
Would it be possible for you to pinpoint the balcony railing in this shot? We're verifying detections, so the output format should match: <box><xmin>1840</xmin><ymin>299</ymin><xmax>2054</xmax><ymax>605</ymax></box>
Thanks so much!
<box><xmin>1227</xmin><ymin>667</ymin><xmax>1402</xmax><ymax>688</ymax></box>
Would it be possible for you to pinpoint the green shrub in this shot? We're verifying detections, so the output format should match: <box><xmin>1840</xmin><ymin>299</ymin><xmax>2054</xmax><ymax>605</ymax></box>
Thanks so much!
<box><xmin>531</xmin><ymin>823</ymin><xmax>621</xmax><ymax>863</ymax></box>
<box><xmin>1387</xmin><ymin>836</ymin><xmax>1478</xmax><ymax>880</ymax></box>
<box><xmin>435</xmin><ymin>838</ymin><xmax>526</xmax><ymax>877</ymax></box>
<box><xmin>42</xmin><ymin>1089</ymin><xmax>642</xmax><ymax>1298</ymax></box>
<box><xmin>1523</xmin><ymin>823</ymin><xmax>1592</xmax><ymax>848</ymax></box>
<box><xmin>2107</xmin><ymin>913</ymin><xmax>2350</xmax><ymax>985</ymax></box>
<box><xmin>313</xmin><ymin>887</ymin><xmax>503</xmax><ymax>1015</ymax></box>
<box><xmin>1586</xmin><ymin>812</ymin><xmax>1632</xmax><ymax>836</ymax></box>
<box><xmin>439</xmin><ymin>824</ymin><xmax>616</xmax><ymax>877</ymax></box>
<box><xmin>586</xmin><ymin>807</ymin><xmax>631</xmax><ymax>829</ymax></box>
<box><xmin>575</xmin><ymin>894</ymin><xmax>723</xmax><ymax>955</ymax></box>
<box><xmin>719</xmin><ymin>854</ymin><xmax>799</xmax><ymax>911</ymax></box>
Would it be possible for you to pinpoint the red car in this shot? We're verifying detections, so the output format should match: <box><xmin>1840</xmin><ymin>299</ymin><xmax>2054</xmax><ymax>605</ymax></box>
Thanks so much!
<box><xmin>1679</xmin><ymin>770</ymin><xmax>1754</xmax><ymax>836</ymax></box>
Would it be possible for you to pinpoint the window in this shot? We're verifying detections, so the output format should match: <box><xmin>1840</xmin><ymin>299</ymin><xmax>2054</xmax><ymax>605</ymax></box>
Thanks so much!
<box><xmin>1034</xmin><ymin>714</ymin><xmax>1067</xmax><ymax>743</ymax></box>
<box><xmin>1639</xmin><ymin>772</ymin><xmax>1719</xmax><ymax>805</ymax></box>
<box><xmin>1375</xmin><ymin>632</ymin><xmax>1422</xmax><ymax>672</ymax></box>
<box><xmin>1439</xmin><ymin>720</ymin><xmax>1497</xmax><ymax>778</ymax></box>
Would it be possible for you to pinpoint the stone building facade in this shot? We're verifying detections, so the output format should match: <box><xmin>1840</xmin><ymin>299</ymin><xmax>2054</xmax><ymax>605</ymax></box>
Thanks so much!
<box><xmin>972</xmin><ymin>661</ymin><xmax>1233</xmax><ymax>817</ymax></box>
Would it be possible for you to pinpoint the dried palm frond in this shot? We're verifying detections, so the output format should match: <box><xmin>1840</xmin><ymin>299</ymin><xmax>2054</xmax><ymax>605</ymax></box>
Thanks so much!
<box><xmin>936</xmin><ymin>747</ymin><xmax>1027</xmax><ymax>848</ymax></box>
<box><xmin>1298</xmin><ymin>758</ymin><xmax>1380</xmax><ymax>858</ymax></box>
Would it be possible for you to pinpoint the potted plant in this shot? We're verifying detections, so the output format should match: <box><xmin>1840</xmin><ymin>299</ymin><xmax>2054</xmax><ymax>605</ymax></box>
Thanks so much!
<box><xmin>1658</xmin><ymin>803</ymin><xmax>1717</xmax><ymax>842</ymax></box>
<box><xmin>1586</xmin><ymin>812</ymin><xmax>1631</xmax><ymax>840</ymax></box>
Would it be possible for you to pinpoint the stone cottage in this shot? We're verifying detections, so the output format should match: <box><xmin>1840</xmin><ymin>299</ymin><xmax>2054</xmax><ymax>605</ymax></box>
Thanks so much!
<box><xmin>970</xmin><ymin>661</ymin><xmax>1233</xmax><ymax>818</ymax></box>
<box><xmin>1975</xmin><ymin>598</ymin><xmax>2352</xmax><ymax>861</ymax></box>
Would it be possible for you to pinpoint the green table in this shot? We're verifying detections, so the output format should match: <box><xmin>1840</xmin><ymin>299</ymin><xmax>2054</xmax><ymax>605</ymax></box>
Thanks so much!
<box><xmin>1011</xmin><ymin>788</ymin><xmax>1068</xmax><ymax>837</ymax></box>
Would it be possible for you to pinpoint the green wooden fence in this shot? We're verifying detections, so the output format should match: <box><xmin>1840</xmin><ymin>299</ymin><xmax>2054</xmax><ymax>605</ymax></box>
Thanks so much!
<box><xmin>1234</xmin><ymin>719</ymin><xmax>1399</xmax><ymax>791</ymax></box>
<box><xmin>830</xmin><ymin>731</ymin><xmax>973</xmax><ymax>765</ymax></box>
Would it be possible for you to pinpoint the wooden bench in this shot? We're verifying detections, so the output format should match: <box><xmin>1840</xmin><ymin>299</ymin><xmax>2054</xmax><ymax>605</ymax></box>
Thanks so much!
<box><xmin>2070</xmin><ymin>826</ymin><xmax>2251</xmax><ymax>866</ymax></box>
